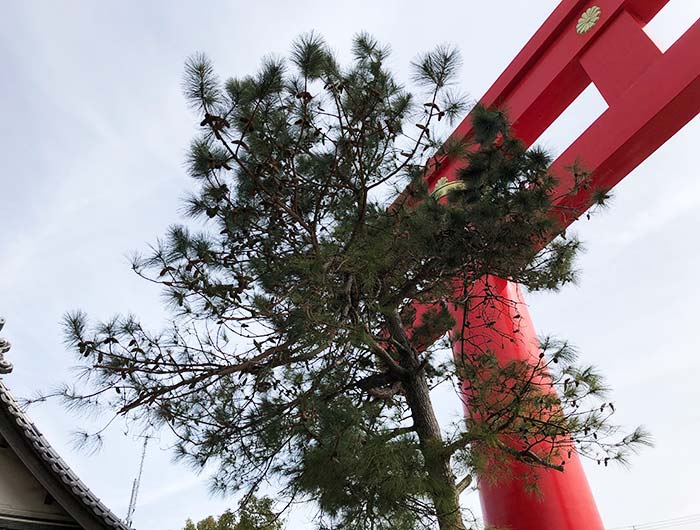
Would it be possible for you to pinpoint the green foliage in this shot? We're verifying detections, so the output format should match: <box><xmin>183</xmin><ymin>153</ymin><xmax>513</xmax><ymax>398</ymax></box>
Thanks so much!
<box><xmin>183</xmin><ymin>497</ymin><xmax>282</xmax><ymax>530</ymax></box>
<box><xmin>57</xmin><ymin>33</ymin><xmax>648</xmax><ymax>530</ymax></box>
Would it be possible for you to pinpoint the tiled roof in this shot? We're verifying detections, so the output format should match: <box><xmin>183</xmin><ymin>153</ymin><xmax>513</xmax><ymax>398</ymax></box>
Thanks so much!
<box><xmin>0</xmin><ymin>379</ymin><xmax>132</xmax><ymax>530</ymax></box>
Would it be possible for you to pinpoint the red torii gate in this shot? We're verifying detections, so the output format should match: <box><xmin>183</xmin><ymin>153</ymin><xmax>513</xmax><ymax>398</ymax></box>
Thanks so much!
<box><xmin>410</xmin><ymin>1</ymin><xmax>700</xmax><ymax>529</ymax></box>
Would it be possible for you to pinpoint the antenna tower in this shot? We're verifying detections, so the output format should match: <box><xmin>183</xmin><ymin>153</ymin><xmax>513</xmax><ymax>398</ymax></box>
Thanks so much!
<box><xmin>125</xmin><ymin>436</ymin><xmax>149</xmax><ymax>527</ymax></box>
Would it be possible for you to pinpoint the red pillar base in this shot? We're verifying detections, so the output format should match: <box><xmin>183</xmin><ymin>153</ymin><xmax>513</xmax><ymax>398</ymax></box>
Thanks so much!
<box><xmin>479</xmin><ymin>455</ymin><xmax>603</xmax><ymax>530</ymax></box>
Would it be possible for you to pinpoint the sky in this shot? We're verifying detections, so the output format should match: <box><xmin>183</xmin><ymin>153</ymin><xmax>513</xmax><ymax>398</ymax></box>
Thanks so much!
<box><xmin>0</xmin><ymin>1</ymin><xmax>699</xmax><ymax>529</ymax></box>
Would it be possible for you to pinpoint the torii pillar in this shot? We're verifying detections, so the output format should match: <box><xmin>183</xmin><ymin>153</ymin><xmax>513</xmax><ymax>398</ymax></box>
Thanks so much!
<box><xmin>417</xmin><ymin>1</ymin><xmax>700</xmax><ymax>529</ymax></box>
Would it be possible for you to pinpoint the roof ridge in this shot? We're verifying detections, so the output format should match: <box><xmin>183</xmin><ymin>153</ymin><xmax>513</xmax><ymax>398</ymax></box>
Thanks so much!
<box><xmin>0</xmin><ymin>379</ymin><xmax>132</xmax><ymax>530</ymax></box>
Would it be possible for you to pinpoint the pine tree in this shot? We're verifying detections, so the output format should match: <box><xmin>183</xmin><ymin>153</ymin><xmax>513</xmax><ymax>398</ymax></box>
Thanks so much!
<box><xmin>60</xmin><ymin>34</ymin><xmax>649</xmax><ymax>530</ymax></box>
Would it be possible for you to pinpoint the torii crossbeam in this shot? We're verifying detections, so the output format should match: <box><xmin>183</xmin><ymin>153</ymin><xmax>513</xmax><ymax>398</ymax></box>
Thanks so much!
<box><xmin>409</xmin><ymin>1</ymin><xmax>700</xmax><ymax>529</ymax></box>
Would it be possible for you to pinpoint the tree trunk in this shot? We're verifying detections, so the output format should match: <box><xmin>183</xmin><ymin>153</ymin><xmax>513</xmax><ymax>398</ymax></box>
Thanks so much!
<box><xmin>403</xmin><ymin>369</ymin><xmax>467</xmax><ymax>530</ymax></box>
<box><xmin>388</xmin><ymin>313</ymin><xmax>466</xmax><ymax>530</ymax></box>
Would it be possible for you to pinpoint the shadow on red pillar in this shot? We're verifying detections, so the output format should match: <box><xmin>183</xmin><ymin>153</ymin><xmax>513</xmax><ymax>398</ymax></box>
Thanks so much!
<box><xmin>449</xmin><ymin>277</ymin><xmax>604</xmax><ymax>530</ymax></box>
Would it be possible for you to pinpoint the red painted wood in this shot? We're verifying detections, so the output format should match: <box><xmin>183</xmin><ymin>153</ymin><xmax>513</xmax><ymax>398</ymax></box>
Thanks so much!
<box><xmin>450</xmin><ymin>278</ymin><xmax>604</xmax><ymax>530</ymax></box>
<box><xmin>392</xmin><ymin>1</ymin><xmax>699</xmax><ymax>528</ymax></box>
<box><xmin>578</xmin><ymin>10</ymin><xmax>661</xmax><ymax>104</ymax></box>
<box><xmin>450</xmin><ymin>6</ymin><xmax>700</xmax><ymax>530</ymax></box>
<box><xmin>422</xmin><ymin>0</ymin><xmax>672</xmax><ymax>191</ymax></box>
<box><xmin>549</xmin><ymin>20</ymin><xmax>700</xmax><ymax>228</ymax></box>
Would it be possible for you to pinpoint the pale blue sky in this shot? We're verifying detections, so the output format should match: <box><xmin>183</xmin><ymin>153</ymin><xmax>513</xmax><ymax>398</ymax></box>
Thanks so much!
<box><xmin>1</xmin><ymin>1</ymin><xmax>699</xmax><ymax>529</ymax></box>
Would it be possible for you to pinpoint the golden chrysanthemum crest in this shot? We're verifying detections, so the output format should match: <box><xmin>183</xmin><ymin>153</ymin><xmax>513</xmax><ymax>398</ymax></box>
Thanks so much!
<box><xmin>431</xmin><ymin>176</ymin><xmax>466</xmax><ymax>199</ymax></box>
<box><xmin>576</xmin><ymin>6</ymin><xmax>601</xmax><ymax>34</ymax></box>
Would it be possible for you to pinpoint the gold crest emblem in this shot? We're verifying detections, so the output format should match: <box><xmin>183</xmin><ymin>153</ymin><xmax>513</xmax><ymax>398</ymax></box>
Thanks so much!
<box><xmin>431</xmin><ymin>177</ymin><xmax>466</xmax><ymax>199</ymax></box>
<box><xmin>576</xmin><ymin>6</ymin><xmax>601</xmax><ymax>34</ymax></box>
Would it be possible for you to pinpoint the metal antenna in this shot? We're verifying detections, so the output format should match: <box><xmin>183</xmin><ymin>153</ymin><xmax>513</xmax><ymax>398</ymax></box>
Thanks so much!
<box><xmin>125</xmin><ymin>436</ymin><xmax>149</xmax><ymax>528</ymax></box>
